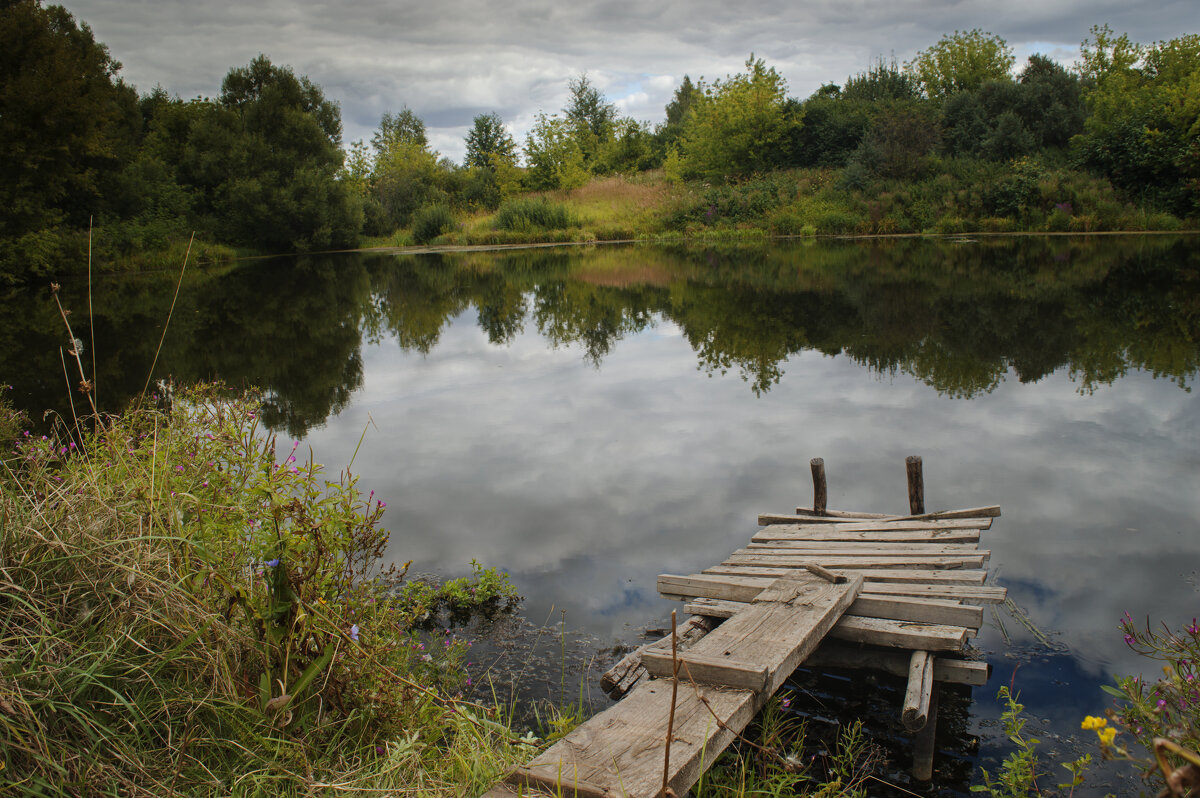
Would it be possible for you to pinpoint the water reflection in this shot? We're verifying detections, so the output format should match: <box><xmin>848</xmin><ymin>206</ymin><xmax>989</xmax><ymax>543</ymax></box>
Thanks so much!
<box><xmin>2</xmin><ymin>236</ymin><xmax>1197</xmax><ymax>794</ymax></box>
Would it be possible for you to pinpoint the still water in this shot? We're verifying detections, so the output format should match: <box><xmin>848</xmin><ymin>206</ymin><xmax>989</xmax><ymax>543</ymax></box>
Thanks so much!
<box><xmin>3</xmin><ymin>235</ymin><xmax>1198</xmax><ymax>793</ymax></box>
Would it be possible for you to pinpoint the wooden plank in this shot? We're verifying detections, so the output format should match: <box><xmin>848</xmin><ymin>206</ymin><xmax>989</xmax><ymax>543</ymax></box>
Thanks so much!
<box><xmin>903</xmin><ymin>651</ymin><xmax>934</xmax><ymax>732</ymax></box>
<box><xmin>803</xmin><ymin>641</ymin><xmax>991</xmax><ymax>686</ymax></box>
<box><xmin>788</xmin><ymin>505</ymin><xmax>1001</xmax><ymax>522</ymax></box>
<box><xmin>513</xmin><ymin>571</ymin><xmax>863</xmax><ymax>797</ymax></box>
<box><xmin>757</xmin><ymin>517</ymin><xmax>992</xmax><ymax>531</ymax></box>
<box><xmin>790</xmin><ymin>507</ymin><xmax>895</xmax><ymax>520</ymax></box>
<box><xmin>600</xmin><ymin>615</ymin><xmax>716</xmax><ymax>699</ymax></box>
<box><xmin>754</xmin><ymin>527</ymin><xmax>982</xmax><ymax>544</ymax></box>
<box><xmin>830</xmin><ymin>616</ymin><xmax>969</xmax><ymax>651</ymax></box>
<box><xmin>659</xmin><ymin>572</ymin><xmax>1007</xmax><ymax>604</ymax></box>
<box><xmin>685</xmin><ymin>593</ymin><xmax>983</xmax><ymax>629</ymax></box>
<box><xmin>642</xmin><ymin>650</ymin><xmax>768</xmax><ymax>692</ymax></box>
<box><xmin>725</xmin><ymin>552</ymin><xmax>987</xmax><ymax>569</ymax></box>
<box><xmin>746</xmin><ymin>541</ymin><xmax>984</xmax><ymax>554</ymax></box>
<box><xmin>707</xmin><ymin>564</ymin><xmax>989</xmax><ymax>584</ymax></box>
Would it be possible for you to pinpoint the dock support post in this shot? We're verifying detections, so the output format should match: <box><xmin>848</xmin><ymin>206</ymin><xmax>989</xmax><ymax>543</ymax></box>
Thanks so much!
<box><xmin>912</xmin><ymin>687</ymin><xmax>939</xmax><ymax>781</ymax></box>
<box><xmin>906</xmin><ymin>456</ymin><xmax>924</xmax><ymax>515</ymax></box>
<box><xmin>902</xmin><ymin>650</ymin><xmax>933</xmax><ymax>731</ymax></box>
<box><xmin>810</xmin><ymin>458</ymin><xmax>827</xmax><ymax>515</ymax></box>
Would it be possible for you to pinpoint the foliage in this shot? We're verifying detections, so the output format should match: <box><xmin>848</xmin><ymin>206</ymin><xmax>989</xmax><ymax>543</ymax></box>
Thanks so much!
<box><xmin>694</xmin><ymin>698</ymin><xmax>881</xmax><ymax>797</ymax></box>
<box><xmin>907</xmin><ymin>29</ymin><xmax>1016</xmax><ymax>101</ymax></box>
<box><xmin>972</xmin><ymin>686</ymin><xmax>1090</xmax><ymax>797</ymax></box>
<box><xmin>372</xmin><ymin>107</ymin><xmax>428</xmax><ymax>153</ymax></box>
<box><xmin>1074</xmin><ymin>27</ymin><xmax>1200</xmax><ymax>216</ymax></box>
<box><xmin>495</xmin><ymin>196</ymin><xmax>576</xmax><ymax>232</ymax></box>
<box><xmin>0</xmin><ymin>380</ymin><xmax>535</xmax><ymax>793</ymax></box>
<box><xmin>524</xmin><ymin>113</ymin><xmax>590</xmax><ymax>191</ymax></box>
<box><xmin>397</xmin><ymin>560</ymin><xmax>521</xmax><ymax>626</ymax></box>
<box><xmin>565</xmin><ymin>73</ymin><xmax>618</xmax><ymax>164</ymax></box>
<box><xmin>678</xmin><ymin>56</ymin><xmax>793</xmax><ymax>179</ymax></box>
<box><xmin>1094</xmin><ymin>614</ymin><xmax>1200</xmax><ymax>785</ymax></box>
<box><xmin>0</xmin><ymin>0</ymin><xmax>134</xmax><ymax>280</ymax></box>
<box><xmin>411</xmin><ymin>203</ymin><xmax>457</xmax><ymax>244</ymax></box>
<box><xmin>464</xmin><ymin>112</ymin><xmax>518</xmax><ymax>171</ymax></box>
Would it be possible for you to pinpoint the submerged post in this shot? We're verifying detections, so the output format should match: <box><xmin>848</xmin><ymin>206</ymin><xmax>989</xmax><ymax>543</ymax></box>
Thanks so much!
<box><xmin>810</xmin><ymin>458</ymin><xmax>827</xmax><ymax>515</ymax></box>
<box><xmin>906</xmin><ymin>455</ymin><xmax>924</xmax><ymax>515</ymax></box>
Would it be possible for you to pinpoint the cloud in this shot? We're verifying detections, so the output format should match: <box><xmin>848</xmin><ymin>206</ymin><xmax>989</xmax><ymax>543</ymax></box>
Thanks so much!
<box><xmin>60</xmin><ymin>0</ymin><xmax>1195</xmax><ymax>162</ymax></box>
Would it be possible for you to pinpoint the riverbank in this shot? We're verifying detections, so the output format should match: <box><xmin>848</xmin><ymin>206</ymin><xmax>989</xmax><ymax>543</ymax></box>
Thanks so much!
<box><xmin>364</xmin><ymin>165</ymin><xmax>1195</xmax><ymax>253</ymax></box>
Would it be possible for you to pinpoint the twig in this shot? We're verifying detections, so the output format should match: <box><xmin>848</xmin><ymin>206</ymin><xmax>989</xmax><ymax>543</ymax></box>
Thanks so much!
<box><xmin>678</xmin><ymin>660</ymin><xmax>781</xmax><ymax>761</ymax></box>
<box><xmin>87</xmin><ymin>216</ymin><xmax>97</xmax><ymax>427</ymax></box>
<box><xmin>51</xmin><ymin>286</ymin><xmax>98</xmax><ymax>419</ymax></box>
<box><xmin>660</xmin><ymin>609</ymin><xmax>678</xmax><ymax>798</ymax></box>
<box><xmin>139</xmin><ymin>232</ymin><xmax>194</xmax><ymax>407</ymax></box>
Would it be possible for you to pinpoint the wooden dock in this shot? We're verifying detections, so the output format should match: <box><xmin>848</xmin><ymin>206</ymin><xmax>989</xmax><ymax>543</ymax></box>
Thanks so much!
<box><xmin>483</xmin><ymin>457</ymin><xmax>1004</xmax><ymax>797</ymax></box>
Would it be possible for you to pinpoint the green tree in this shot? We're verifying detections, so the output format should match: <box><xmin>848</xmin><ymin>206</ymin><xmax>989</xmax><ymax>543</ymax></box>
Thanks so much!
<box><xmin>677</xmin><ymin>56</ymin><xmax>792</xmax><ymax>179</ymax></box>
<box><xmin>906</xmin><ymin>29</ymin><xmax>1015</xmax><ymax>101</ymax></box>
<box><xmin>1074</xmin><ymin>27</ymin><xmax>1200</xmax><ymax>214</ymax></box>
<box><xmin>195</xmin><ymin>55</ymin><xmax>361</xmax><ymax>251</ymax></box>
<box><xmin>464</xmin><ymin>112</ymin><xmax>517</xmax><ymax>170</ymax></box>
<box><xmin>371</xmin><ymin>107</ymin><xmax>427</xmax><ymax>153</ymax></box>
<box><xmin>523</xmin><ymin>113</ymin><xmax>589</xmax><ymax>190</ymax></box>
<box><xmin>0</xmin><ymin>0</ymin><xmax>135</xmax><ymax>279</ymax></box>
<box><xmin>565</xmin><ymin>73</ymin><xmax>618</xmax><ymax>162</ymax></box>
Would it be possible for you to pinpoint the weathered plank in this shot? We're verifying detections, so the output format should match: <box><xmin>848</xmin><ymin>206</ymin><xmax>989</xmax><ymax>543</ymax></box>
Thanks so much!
<box><xmin>510</xmin><ymin>571</ymin><xmax>863</xmax><ymax>797</ymax></box>
<box><xmin>903</xmin><ymin>650</ymin><xmax>934</xmax><ymax>732</ymax></box>
<box><xmin>746</xmin><ymin>541</ymin><xmax>984</xmax><ymax>554</ymax></box>
<box><xmin>659</xmin><ymin>572</ymin><xmax>1007</xmax><ymax>604</ymax></box>
<box><xmin>788</xmin><ymin>505</ymin><xmax>1002</xmax><ymax>522</ymax></box>
<box><xmin>803</xmin><ymin>641</ymin><xmax>990</xmax><ymax>686</ymax></box>
<box><xmin>757</xmin><ymin>517</ymin><xmax>992</xmax><ymax>531</ymax></box>
<box><xmin>642</xmin><ymin>650</ymin><xmax>769</xmax><ymax>692</ymax></box>
<box><xmin>707</xmin><ymin>564</ymin><xmax>989</xmax><ymax>584</ymax></box>
<box><xmin>830</xmin><ymin>616</ymin><xmax>970</xmax><ymax>651</ymax></box>
<box><xmin>600</xmin><ymin>615</ymin><xmax>716</xmax><ymax>699</ymax></box>
<box><xmin>753</xmin><ymin>526</ymin><xmax>982</xmax><ymax>544</ymax></box>
<box><xmin>724</xmin><ymin>552</ymin><xmax>987</xmax><ymax>569</ymax></box>
<box><xmin>685</xmin><ymin>592</ymin><xmax>983</xmax><ymax>629</ymax></box>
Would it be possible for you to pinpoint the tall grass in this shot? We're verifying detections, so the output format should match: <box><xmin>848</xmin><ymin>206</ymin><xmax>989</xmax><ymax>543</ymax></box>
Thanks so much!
<box><xmin>495</xmin><ymin>197</ymin><xmax>576</xmax><ymax>232</ymax></box>
<box><xmin>0</xmin><ymin>382</ymin><xmax>532</xmax><ymax>795</ymax></box>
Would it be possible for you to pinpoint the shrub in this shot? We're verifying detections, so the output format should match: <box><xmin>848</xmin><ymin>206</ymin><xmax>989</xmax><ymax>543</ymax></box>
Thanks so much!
<box><xmin>412</xmin><ymin>203</ymin><xmax>457</xmax><ymax>244</ymax></box>
<box><xmin>495</xmin><ymin>197</ymin><xmax>575</xmax><ymax>232</ymax></box>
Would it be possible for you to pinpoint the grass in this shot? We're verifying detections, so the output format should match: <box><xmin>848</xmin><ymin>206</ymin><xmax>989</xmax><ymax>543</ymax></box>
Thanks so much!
<box><xmin>0</xmin><ymin>382</ymin><xmax>534</xmax><ymax>795</ymax></box>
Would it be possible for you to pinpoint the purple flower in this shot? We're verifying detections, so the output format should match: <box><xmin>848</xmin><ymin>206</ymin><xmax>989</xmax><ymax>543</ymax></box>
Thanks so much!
<box><xmin>265</xmin><ymin>559</ymin><xmax>280</xmax><ymax>568</ymax></box>
<box><xmin>1187</xmin><ymin>618</ymin><xmax>1199</xmax><ymax>635</ymax></box>
<box><xmin>1124</xmin><ymin>634</ymin><xmax>1135</xmax><ymax>645</ymax></box>
<box><xmin>378</xmin><ymin>501</ymin><xmax>386</xmax><ymax>508</ymax></box>
<box><xmin>350</xmin><ymin>624</ymin><xmax>360</xmax><ymax>642</ymax></box>
<box><xmin>375</xmin><ymin>745</ymin><xmax>384</xmax><ymax>754</ymax></box>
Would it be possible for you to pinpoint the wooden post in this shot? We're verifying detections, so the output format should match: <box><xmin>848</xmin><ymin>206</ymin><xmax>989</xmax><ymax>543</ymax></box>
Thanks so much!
<box><xmin>906</xmin><ymin>456</ymin><xmax>924</xmax><ymax>515</ymax></box>
<box><xmin>810</xmin><ymin>458</ymin><xmax>827</xmax><ymax>515</ymax></box>
<box><xmin>902</xmin><ymin>650</ymin><xmax>933</xmax><ymax>731</ymax></box>
<box><xmin>912</xmin><ymin>687</ymin><xmax>939</xmax><ymax>781</ymax></box>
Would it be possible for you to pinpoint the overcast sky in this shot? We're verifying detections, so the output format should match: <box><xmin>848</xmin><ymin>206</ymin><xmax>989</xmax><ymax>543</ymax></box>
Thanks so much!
<box><xmin>60</xmin><ymin>0</ymin><xmax>1199</xmax><ymax>164</ymax></box>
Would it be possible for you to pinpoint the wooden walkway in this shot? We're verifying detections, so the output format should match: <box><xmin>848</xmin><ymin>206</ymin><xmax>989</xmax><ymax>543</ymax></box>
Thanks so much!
<box><xmin>483</xmin><ymin>457</ymin><xmax>1004</xmax><ymax>798</ymax></box>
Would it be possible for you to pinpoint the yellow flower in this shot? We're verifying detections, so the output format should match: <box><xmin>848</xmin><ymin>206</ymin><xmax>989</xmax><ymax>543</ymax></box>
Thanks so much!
<box><xmin>1081</xmin><ymin>715</ymin><xmax>1108</xmax><ymax>730</ymax></box>
<box><xmin>1098</xmin><ymin>727</ymin><xmax>1117</xmax><ymax>746</ymax></box>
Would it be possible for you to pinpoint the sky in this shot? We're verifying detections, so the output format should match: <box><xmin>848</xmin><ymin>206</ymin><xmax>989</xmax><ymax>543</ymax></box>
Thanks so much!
<box><xmin>59</xmin><ymin>0</ymin><xmax>1200</xmax><ymax>164</ymax></box>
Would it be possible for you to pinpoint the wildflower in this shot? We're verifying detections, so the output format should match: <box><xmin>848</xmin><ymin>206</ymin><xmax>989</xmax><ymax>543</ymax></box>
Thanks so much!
<box><xmin>421</xmin><ymin>653</ymin><xmax>432</xmax><ymax>662</ymax></box>
<box><xmin>378</xmin><ymin>501</ymin><xmax>386</xmax><ymax>508</ymax></box>
<box><xmin>1188</xmin><ymin>619</ymin><xmax>1199</xmax><ymax>635</ymax></box>
<box><xmin>350</xmin><ymin>624</ymin><xmax>360</xmax><ymax>642</ymax></box>
<box><xmin>781</xmin><ymin>697</ymin><xmax>791</xmax><ymax>709</ymax></box>
<box><xmin>1097</xmin><ymin>727</ymin><xmax>1117</xmax><ymax>746</ymax></box>
<box><xmin>375</xmin><ymin>745</ymin><xmax>384</xmax><ymax>755</ymax></box>
<box><xmin>1124</xmin><ymin>634</ymin><xmax>1135</xmax><ymax>645</ymax></box>
<box><xmin>1081</xmin><ymin>716</ymin><xmax>1107</xmax><ymax>730</ymax></box>
<box><xmin>1156</xmin><ymin>698</ymin><xmax>1167</xmax><ymax>710</ymax></box>
<box><xmin>265</xmin><ymin>559</ymin><xmax>280</xmax><ymax>568</ymax></box>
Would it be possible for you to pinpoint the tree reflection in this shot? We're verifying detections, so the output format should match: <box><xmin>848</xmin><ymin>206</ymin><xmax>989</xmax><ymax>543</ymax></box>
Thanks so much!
<box><xmin>2</xmin><ymin>236</ymin><xmax>1196</xmax><ymax>433</ymax></box>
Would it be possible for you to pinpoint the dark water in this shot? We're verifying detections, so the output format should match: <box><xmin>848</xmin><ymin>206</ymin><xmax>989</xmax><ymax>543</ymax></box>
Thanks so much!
<box><xmin>3</xmin><ymin>235</ymin><xmax>1198</xmax><ymax>794</ymax></box>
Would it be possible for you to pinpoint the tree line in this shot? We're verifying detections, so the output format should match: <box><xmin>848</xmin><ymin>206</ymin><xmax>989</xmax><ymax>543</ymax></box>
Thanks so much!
<box><xmin>2</xmin><ymin>0</ymin><xmax>1198</xmax><ymax>282</ymax></box>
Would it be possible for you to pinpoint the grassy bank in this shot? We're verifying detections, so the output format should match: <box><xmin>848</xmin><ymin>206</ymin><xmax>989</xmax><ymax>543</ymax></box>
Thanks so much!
<box><xmin>0</xmin><ymin>384</ymin><xmax>532</xmax><ymax>795</ymax></box>
<box><xmin>370</xmin><ymin>161</ymin><xmax>1195</xmax><ymax>252</ymax></box>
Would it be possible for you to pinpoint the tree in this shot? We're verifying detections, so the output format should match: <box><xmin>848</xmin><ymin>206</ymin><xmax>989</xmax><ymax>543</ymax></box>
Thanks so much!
<box><xmin>371</xmin><ymin>108</ymin><xmax>426</xmax><ymax>154</ymax></box>
<box><xmin>565</xmin><ymin>73</ymin><xmax>617</xmax><ymax>146</ymax></box>
<box><xmin>907</xmin><ymin>29</ymin><xmax>1015</xmax><ymax>100</ymax></box>
<box><xmin>464</xmin><ymin>112</ymin><xmax>517</xmax><ymax>170</ymax></box>
<box><xmin>523</xmin><ymin>113</ymin><xmax>589</xmax><ymax>190</ymax></box>
<box><xmin>677</xmin><ymin>56</ymin><xmax>792</xmax><ymax>179</ymax></box>
<box><xmin>196</xmin><ymin>55</ymin><xmax>360</xmax><ymax>250</ymax></box>
<box><xmin>0</xmin><ymin>0</ymin><xmax>134</xmax><ymax>278</ymax></box>
<box><xmin>1074</xmin><ymin>27</ymin><xmax>1200</xmax><ymax>214</ymax></box>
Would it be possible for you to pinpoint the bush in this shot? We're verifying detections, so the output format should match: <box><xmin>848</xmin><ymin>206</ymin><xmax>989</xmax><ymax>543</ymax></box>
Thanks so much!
<box><xmin>412</xmin><ymin>203</ymin><xmax>457</xmax><ymax>244</ymax></box>
<box><xmin>495</xmin><ymin>197</ymin><xmax>575</xmax><ymax>232</ymax></box>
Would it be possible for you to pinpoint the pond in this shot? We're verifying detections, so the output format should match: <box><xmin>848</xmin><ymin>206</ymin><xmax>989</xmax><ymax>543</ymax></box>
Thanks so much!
<box><xmin>3</xmin><ymin>235</ymin><xmax>1198</xmax><ymax>794</ymax></box>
